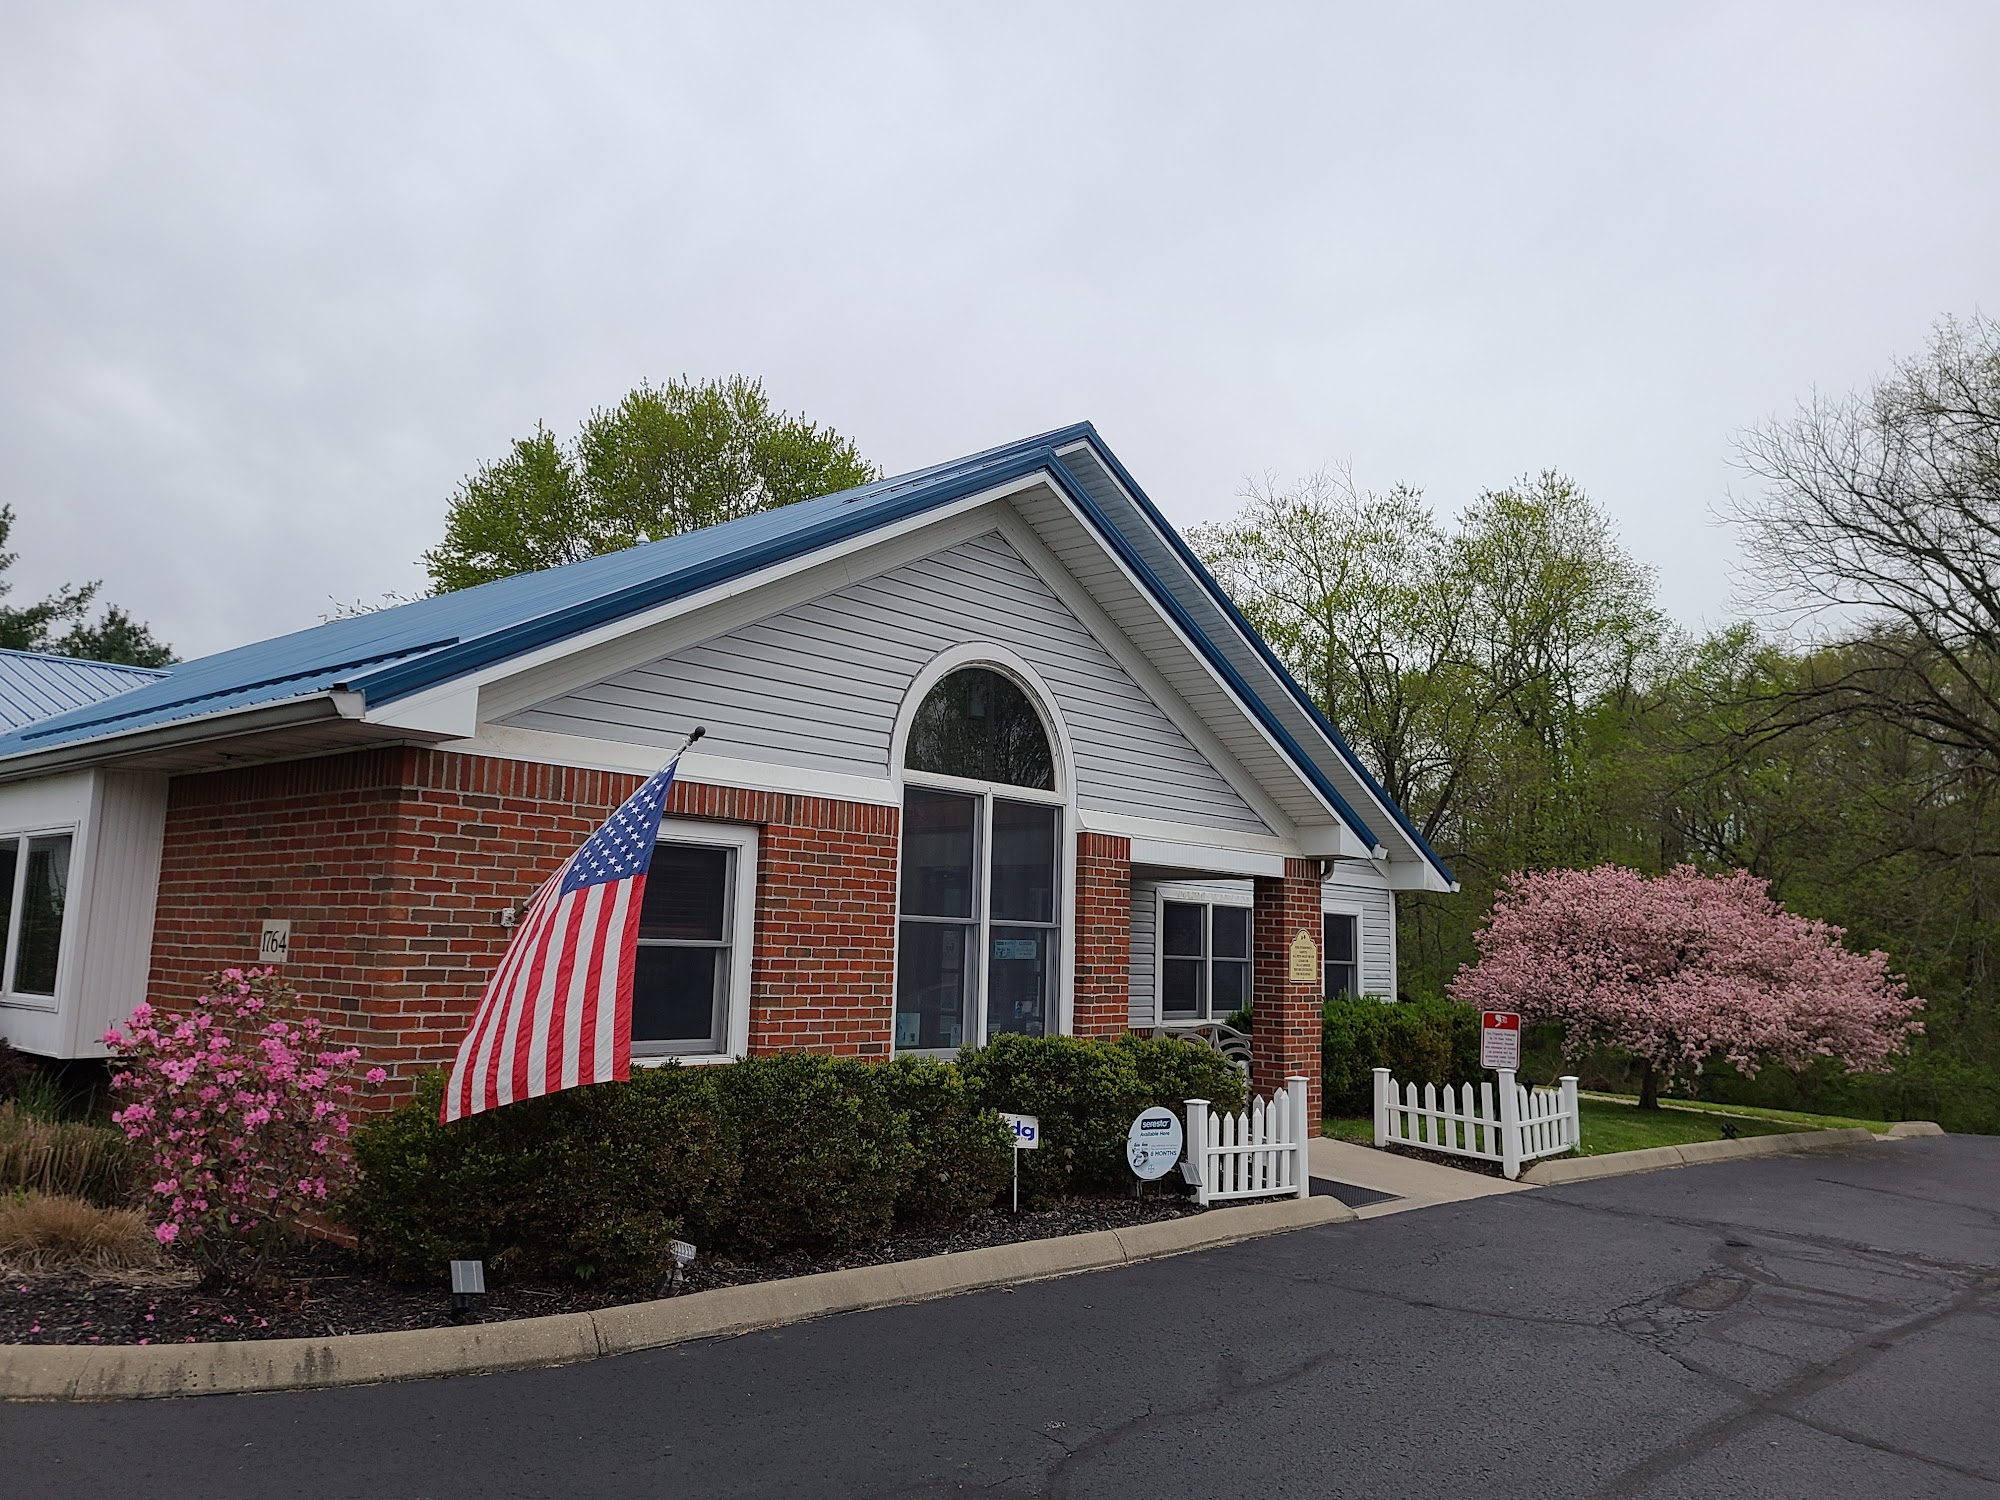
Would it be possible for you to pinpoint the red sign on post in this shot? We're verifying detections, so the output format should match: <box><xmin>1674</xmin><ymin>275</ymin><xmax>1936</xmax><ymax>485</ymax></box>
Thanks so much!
<box><xmin>1480</xmin><ymin>1011</ymin><xmax>1521</xmax><ymax>1072</ymax></box>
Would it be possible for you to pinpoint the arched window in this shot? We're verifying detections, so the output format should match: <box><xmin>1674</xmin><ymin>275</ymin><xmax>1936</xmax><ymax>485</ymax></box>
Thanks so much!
<box><xmin>904</xmin><ymin>668</ymin><xmax>1054</xmax><ymax>789</ymax></box>
<box><xmin>896</xmin><ymin>666</ymin><xmax>1063</xmax><ymax>1052</ymax></box>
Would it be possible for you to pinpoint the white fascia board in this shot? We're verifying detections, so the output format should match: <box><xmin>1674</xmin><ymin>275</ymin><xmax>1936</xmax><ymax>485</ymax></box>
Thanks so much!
<box><xmin>1127</xmin><ymin>838</ymin><xmax>1287</xmax><ymax>879</ymax></box>
<box><xmin>361</xmin><ymin>682</ymin><xmax>479</xmax><ymax>738</ymax></box>
<box><xmin>447</xmin><ymin>479</ymin><xmax>1053</xmax><ymax>725</ymax></box>
<box><xmin>1052</xmin><ymin>438</ymin><xmax>1437</xmax><ymax>875</ymax></box>
<box><xmin>1296</xmin><ymin>823</ymin><xmax>1380</xmax><ymax>861</ymax></box>
<box><xmin>446</xmin><ymin>724</ymin><xmax>900</xmax><ymax>807</ymax></box>
<box><xmin>1383</xmin><ymin>859</ymin><xmax>1459</xmax><ymax>893</ymax></box>
<box><xmin>0</xmin><ymin>696</ymin><xmax>346</xmax><ymax>784</ymax></box>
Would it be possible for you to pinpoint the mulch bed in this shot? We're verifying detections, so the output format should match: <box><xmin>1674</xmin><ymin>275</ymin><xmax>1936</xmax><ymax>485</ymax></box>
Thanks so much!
<box><xmin>1</xmin><ymin>1192</ymin><xmax>1204</xmax><ymax>1347</ymax></box>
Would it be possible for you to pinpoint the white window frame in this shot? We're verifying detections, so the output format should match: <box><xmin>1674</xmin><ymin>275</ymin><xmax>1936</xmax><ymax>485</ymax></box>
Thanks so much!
<box><xmin>629</xmin><ymin>817</ymin><xmax>757</xmax><ymax>1066</ymax></box>
<box><xmin>0</xmin><ymin>825</ymin><xmax>80</xmax><ymax>1012</ymax></box>
<box><xmin>1322</xmin><ymin>899</ymin><xmax>1365</xmax><ymax>1000</ymax></box>
<box><xmin>890</xmin><ymin>646</ymin><xmax>1076</xmax><ymax>1054</ymax></box>
<box><xmin>1153</xmin><ymin>886</ymin><xmax>1254</xmax><ymax>1024</ymax></box>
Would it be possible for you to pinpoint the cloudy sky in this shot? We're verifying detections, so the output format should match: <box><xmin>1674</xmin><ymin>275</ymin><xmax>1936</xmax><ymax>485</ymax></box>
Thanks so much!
<box><xmin>3</xmin><ymin>3</ymin><xmax>1995</xmax><ymax>661</ymax></box>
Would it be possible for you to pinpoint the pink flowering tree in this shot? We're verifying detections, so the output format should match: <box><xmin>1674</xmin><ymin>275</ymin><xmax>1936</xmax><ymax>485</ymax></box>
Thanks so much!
<box><xmin>104</xmin><ymin>968</ymin><xmax>387</xmax><ymax>1265</ymax></box>
<box><xmin>1451</xmin><ymin>864</ymin><xmax>1922</xmax><ymax>1107</ymax></box>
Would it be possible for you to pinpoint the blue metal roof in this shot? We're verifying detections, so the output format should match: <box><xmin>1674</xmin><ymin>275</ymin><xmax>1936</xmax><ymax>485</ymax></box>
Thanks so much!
<box><xmin>0</xmin><ymin>649</ymin><xmax>166</xmax><ymax>734</ymax></box>
<box><xmin>0</xmin><ymin>424</ymin><xmax>1452</xmax><ymax>885</ymax></box>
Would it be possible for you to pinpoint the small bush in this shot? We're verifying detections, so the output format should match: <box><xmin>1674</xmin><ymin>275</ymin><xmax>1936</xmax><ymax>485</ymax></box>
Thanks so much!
<box><xmin>347</xmin><ymin>1067</ymin><xmax>739</xmax><ymax>1285</ymax></box>
<box><xmin>0</xmin><ymin>1191</ymin><xmax>159</xmax><ymax>1273</ymax></box>
<box><xmin>715</xmin><ymin>1053</ymin><xmax>906</xmax><ymax>1259</ymax></box>
<box><xmin>1117</xmin><ymin>1034</ymin><xmax>1248</xmax><ymax>1120</ymax></box>
<box><xmin>876</xmin><ymin>1055</ymin><xmax>1011</xmax><ymax>1225</ymax></box>
<box><xmin>105</xmin><ymin>969</ymin><xmax>384</xmax><ymax>1258</ymax></box>
<box><xmin>0</xmin><ymin>1037</ymin><xmax>38</xmax><ymax>1103</ymax></box>
<box><xmin>958</xmin><ymin>1034</ymin><xmax>1244</xmax><ymax>1203</ymax></box>
<box><xmin>1321</xmin><ymin>996</ymin><xmax>1483</xmax><ymax>1115</ymax></box>
<box><xmin>0</xmin><ymin>1103</ymin><xmax>134</xmax><ymax>1208</ymax></box>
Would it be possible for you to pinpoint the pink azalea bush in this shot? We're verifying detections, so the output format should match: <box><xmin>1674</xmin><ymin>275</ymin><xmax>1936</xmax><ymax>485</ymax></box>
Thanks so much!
<box><xmin>1450</xmin><ymin>864</ymin><xmax>1923</xmax><ymax>1103</ymax></box>
<box><xmin>103</xmin><ymin>969</ymin><xmax>387</xmax><ymax>1258</ymax></box>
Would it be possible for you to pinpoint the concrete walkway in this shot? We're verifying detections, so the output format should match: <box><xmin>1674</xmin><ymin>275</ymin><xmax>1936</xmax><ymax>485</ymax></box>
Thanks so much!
<box><xmin>1309</xmin><ymin>1134</ymin><xmax>1532</xmax><ymax>1217</ymax></box>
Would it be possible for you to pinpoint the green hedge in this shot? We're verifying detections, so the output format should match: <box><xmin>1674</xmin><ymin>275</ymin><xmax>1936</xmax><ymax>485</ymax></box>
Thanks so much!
<box><xmin>347</xmin><ymin>1037</ymin><xmax>1247</xmax><ymax>1281</ymax></box>
<box><xmin>1321</xmin><ymin>996</ymin><xmax>1483</xmax><ymax>1115</ymax></box>
<box><xmin>957</xmin><ymin>1034</ymin><xmax>1245</xmax><ymax>1204</ymax></box>
<box><xmin>346</xmin><ymin>1068</ymin><xmax>740</xmax><ymax>1285</ymax></box>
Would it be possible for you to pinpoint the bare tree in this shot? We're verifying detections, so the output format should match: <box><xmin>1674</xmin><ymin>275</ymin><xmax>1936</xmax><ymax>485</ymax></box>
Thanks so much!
<box><xmin>1729</xmin><ymin>314</ymin><xmax>2000</xmax><ymax>772</ymax></box>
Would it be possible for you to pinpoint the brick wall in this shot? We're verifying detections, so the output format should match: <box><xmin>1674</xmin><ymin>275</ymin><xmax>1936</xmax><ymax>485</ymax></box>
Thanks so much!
<box><xmin>1071</xmin><ymin>831</ymin><xmax>1131</xmax><ymax>1037</ymax></box>
<box><xmin>1251</xmin><ymin>858</ymin><xmax>1325</xmax><ymax>1122</ymax></box>
<box><xmin>148</xmin><ymin>748</ymin><xmax>901</xmax><ymax>1105</ymax></box>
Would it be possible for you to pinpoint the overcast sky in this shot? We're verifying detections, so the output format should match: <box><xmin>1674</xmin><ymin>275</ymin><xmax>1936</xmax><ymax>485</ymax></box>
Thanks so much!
<box><xmin>3</xmin><ymin>3</ymin><xmax>1995</xmax><ymax>662</ymax></box>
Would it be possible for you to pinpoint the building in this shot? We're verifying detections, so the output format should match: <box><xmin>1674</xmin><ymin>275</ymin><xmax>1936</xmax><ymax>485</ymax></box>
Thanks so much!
<box><xmin>0</xmin><ymin>426</ymin><xmax>1454</xmax><ymax>1114</ymax></box>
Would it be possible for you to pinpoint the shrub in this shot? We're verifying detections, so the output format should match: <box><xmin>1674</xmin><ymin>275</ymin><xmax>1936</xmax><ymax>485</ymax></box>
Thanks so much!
<box><xmin>1116</xmin><ymin>1034</ymin><xmax>1248</xmax><ymax>1120</ymax></box>
<box><xmin>715</xmin><ymin>1053</ymin><xmax>907</xmax><ymax>1258</ymax></box>
<box><xmin>0</xmin><ymin>1037</ymin><xmax>37</xmax><ymax>1102</ymax></box>
<box><xmin>1321</xmin><ymin>996</ymin><xmax>1483</xmax><ymax>1115</ymax></box>
<box><xmin>0</xmin><ymin>1103</ymin><xmax>134</xmax><ymax>1208</ymax></box>
<box><xmin>957</xmin><ymin>1034</ymin><xmax>1243</xmax><ymax>1204</ymax></box>
<box><xmin>0</xmin><ymin>1192</ymin><xmax>159</xmax><ymax>1273</ymax></box>
<box><xmin>347</xmin><ymin>1067</ymin><xmax>739</xmax><ymax>1285</ymax></box>
<box><xmin>103</xmin><ymin>969</ymin><xmax>385</xmax><ymax>1259</ymax></box>
<box><xmin>875</xmin><ymin>1055</ymin><xmax>1011</xmax><ymax>1225</ymax></box>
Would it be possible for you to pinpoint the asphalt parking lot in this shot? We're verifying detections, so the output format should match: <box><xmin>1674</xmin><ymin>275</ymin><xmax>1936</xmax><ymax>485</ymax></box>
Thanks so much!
<box><xmin>5</xmin><ymin>1135</ymin><xmax>1995</xmax><ymax>1499</ymax></box>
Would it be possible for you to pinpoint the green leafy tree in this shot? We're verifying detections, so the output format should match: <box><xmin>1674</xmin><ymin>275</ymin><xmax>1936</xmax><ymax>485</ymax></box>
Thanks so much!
<box><xmin>0</xmin><ymin>506</ymin><xmax>175</xmax><ymax>667</ymax></box>
<box><xmin>425</xmin><ymin>377</ymin><xmax>876</xmax><ymax>592</ymax></box>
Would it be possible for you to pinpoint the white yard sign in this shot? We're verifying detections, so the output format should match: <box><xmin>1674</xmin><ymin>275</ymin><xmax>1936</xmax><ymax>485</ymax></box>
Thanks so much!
<box><xmin>1480</xmin><ymin>1011</ymin><xmax>1521</xmax><ymax>1071</ymax></box>
<box><xmin>1126</xmin><ymin>1107</ymin><xmax>1183</xmax><ymax>1181</ymax></box>
<box><xmin>998</xmin><ymin>1112</ymin><xmax>1040</xmax><ymax>1214</ymax></box>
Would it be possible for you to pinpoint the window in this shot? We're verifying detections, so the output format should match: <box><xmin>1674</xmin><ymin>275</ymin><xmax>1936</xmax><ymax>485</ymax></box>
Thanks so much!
<box><xmin>0</xmin><ymin>832</ymin><xmax>73</xmax><ymax>1000</ymax></box>
<box><xmin>1324</xmin><ymin>911</ymin><xmax>1358</xmax><ymax>999</ymax></box>
<box><xmin>905</xmin><ymin>667</ymin><xmax>1054</xmax><ymax>790</ymax></box>
<box><xmin>631</xmin><ymin>830</ymin><xmax>754</xmax><ymax>1058</ymax></box>
<box><xmin>896</xmin><ymin>666</ymin><xmax>1062</xmax><ymax>1051</ymax></box>
<box><xmin>1160</xmin><ymin>900</ymin><xmax>1251</xmax><ymax>1021</ymax></box>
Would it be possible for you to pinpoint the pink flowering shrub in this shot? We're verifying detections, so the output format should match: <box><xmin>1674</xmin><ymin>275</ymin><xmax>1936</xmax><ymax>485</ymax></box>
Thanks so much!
<box><xmin>103</xmin><ymin>969</ymin><xmax>387</xmax><ymax>1259</ymax></box>
<box><xmin>1451</xmin><ymin>864</ymin><xmax>1923</xmax><ymax>1104</ymax></box>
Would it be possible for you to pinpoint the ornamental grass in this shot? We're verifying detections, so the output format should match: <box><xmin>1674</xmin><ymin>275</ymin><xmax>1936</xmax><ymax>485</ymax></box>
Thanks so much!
<box><xmin>0</xmin><ymin>1191</ymin><xmax>160</xmax><ymax>1273</ymax></box>
<box><xmin>0</xmin><ymin>1103</ymin><xmax>136</xmax><ymax>1208</ymax></box>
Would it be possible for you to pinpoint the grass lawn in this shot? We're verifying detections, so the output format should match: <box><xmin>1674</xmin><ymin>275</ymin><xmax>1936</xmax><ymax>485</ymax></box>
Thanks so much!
<box><xmin>1323</xmin><ymin>1093</ymin><xmax>1884</xmax><ymax>1161</ymax></box>
<box><xmin>1579</xmin><ymin>1092</ymin><xmax>1893</xmax><ymax>1134</ymax></box>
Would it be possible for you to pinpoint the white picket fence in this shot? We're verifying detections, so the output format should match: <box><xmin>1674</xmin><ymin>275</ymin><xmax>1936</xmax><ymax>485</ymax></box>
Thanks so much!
<box><xmin>1373</xmin><ymin>1067</ymin><xmax>1580</xmax><ymax>1180</ymax></box>
<box><xmin>1184</xmin><ymin>1076</ymin><xmax>1310</xmax><ymax>1206</ymax></box>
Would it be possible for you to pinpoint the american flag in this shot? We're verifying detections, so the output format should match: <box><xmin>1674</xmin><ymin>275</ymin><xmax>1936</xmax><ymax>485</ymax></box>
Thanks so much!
<box><xmin>442</xmin><ymin>763</ymin><xmax>680</xmax><ymax>1123</ymax></box>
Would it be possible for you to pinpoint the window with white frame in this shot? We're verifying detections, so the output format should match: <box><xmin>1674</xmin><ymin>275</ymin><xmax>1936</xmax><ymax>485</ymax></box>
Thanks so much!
<box><xmin>896</xmin><ymin>667</ymin><xmax>1063</xmax><ymax>1051</ymax></box>
<box><xmin>1323</xmin><ymin>911</ymin><xmax>1359</xmax><ymax>999</ymax></box>
<box><xmin>631</xmin><ymin>824</ymin><xmax>755</xmax><ymax>1058</ymax></box>
<box><xmin>0</xmin><ymin>831</ymin><xmax>73</xmax><ymax>1000</ymax></box>
<box><xmin>1160</xmin><ymin>899</ymin><xmax>1252</xmax><ymax>1022</ymax></box>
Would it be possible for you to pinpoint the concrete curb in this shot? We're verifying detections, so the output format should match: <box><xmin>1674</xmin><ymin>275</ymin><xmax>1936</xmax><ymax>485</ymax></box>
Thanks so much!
<box><xmin>0</xmin><ymin>1195</ymin><xmax>1354</xmax><ymax>1402</ymax></box>
<box><xmin>1882</xmin><ymin>1120</ymin><xmax>1946</xmax><ymax>1138</ymax></box>
<box><xmin>1519</xmin><ymin>1127</ymin><xmax>1878</xmax><ymax>1186</ymax></box>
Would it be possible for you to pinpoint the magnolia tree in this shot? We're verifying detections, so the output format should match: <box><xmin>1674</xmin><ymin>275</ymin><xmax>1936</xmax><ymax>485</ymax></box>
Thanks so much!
<box><xmin>104</xmin><ymin>969</ymin><xmax>386</xmax><ymax>1262</ymax></box>
<box><xmin>1451</xmin><ymin>864</ymin><xmax>1922</xmax><ymax>1107</ymax></box>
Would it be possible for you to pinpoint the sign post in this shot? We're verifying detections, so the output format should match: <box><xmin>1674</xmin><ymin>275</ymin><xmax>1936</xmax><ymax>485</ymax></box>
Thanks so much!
<box><xmin>998</xmin><ymin>1112</ymin><xmax>1039</xmax><ymax>1214</ymax></box>
<box><xmin>1480</xmin><ymin>1011</ymin><xmax>1521</xmax><ymax>1072</ymax></box>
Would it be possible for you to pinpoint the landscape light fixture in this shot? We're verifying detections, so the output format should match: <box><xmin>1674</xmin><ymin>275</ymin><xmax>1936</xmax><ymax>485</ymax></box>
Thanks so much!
<box><xmin>664</xmin><ymin>1239</ymin><xmax>697</xmax><ymax>1295</ymax></box>
<box><xmin>449</xmin><ymin>1259</ymin><xmax>486</xmax><ymax>1323</ymax></box>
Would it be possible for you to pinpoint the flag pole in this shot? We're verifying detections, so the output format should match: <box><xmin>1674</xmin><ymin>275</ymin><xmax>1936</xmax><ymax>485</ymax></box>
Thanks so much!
<box><xmin>664</xmin><ymin>724</ymin><xmax>706</xmax><ymax>772</ymax></box>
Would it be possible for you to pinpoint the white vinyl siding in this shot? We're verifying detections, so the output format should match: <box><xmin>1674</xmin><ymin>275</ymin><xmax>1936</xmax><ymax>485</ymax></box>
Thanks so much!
<box><xmin>1324</xmin><ymin>867</ymin><xmax>1396</xmax><ymax>999</ymax></box>
<box><xmin>506</xmin><ymin>532</ymin><xmax>1271</xmax><ymax>837</ymax></box>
